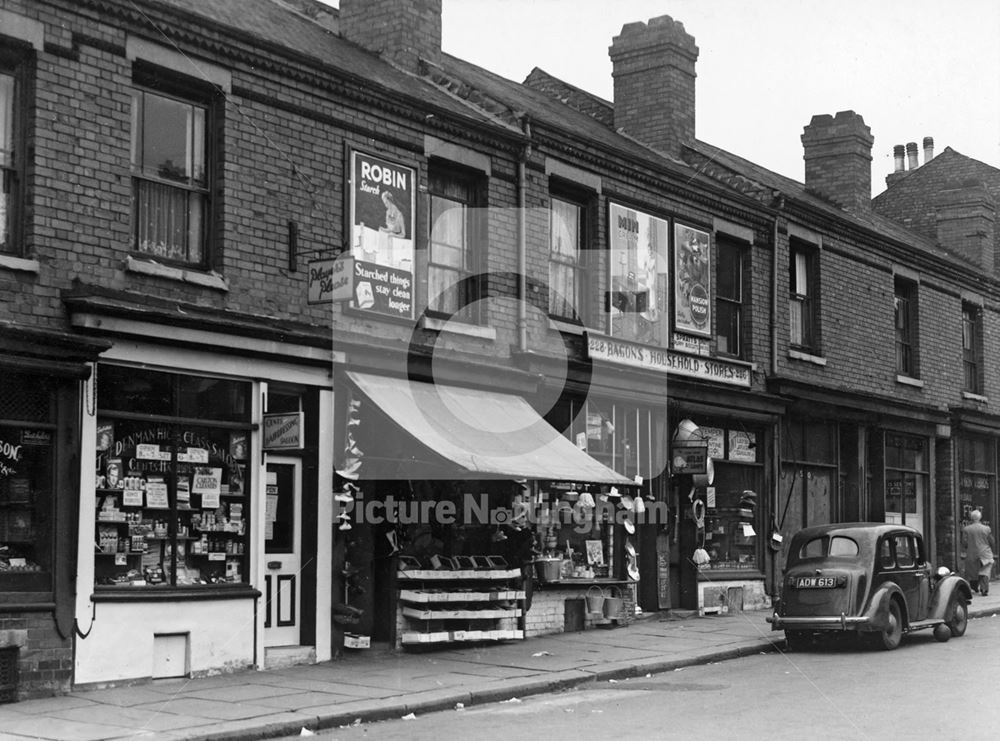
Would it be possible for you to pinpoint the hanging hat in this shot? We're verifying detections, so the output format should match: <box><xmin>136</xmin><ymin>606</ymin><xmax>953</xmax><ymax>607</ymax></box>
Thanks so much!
<box><xmin>633</xmin><ymin>496</ymin><xmax>645</xmax><ymax>515</ymax></box>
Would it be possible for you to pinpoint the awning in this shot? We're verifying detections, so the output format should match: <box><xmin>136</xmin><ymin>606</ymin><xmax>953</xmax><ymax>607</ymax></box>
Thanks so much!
<box><xmin>347</xmin><ymin>371</ymin><xmax>633</xmax><ymax>485</ymax></box>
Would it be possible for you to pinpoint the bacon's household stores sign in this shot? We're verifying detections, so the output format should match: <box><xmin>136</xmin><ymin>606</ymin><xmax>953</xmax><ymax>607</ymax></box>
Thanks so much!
<box><xmin>586</xmin><ymin>332</ymin><xmax>751</xmax><ymax>388</ymax></box>
<box><xmin>349</xmin><ymin>151</ymin><xmax>415</xmax><ymax>319</ymax></box>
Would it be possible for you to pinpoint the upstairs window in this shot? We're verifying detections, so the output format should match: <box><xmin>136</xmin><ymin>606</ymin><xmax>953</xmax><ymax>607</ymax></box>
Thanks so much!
<box><xmin>427</xmin><ymin>164</ymin><xmax>484</xmax><ymax>323</ymax></box>
<box><xmin>549</xmin><ymin>190</ymin><xmax>588</xmax><ymax>321</ymax></box>
<box><xmin>130</xmin><ymin>69</ymin><xmax>212</xmax><ymax>267</ymax></box>
<box><xmin>716</xmin><ymin>237</ymin><xmax>746</xmax><ymax>358</ymax></box>
<box><xmin>1</xmin><ymin>47</ymin><xmax>29</xmax><ymax>255</ymax></box>
<box><xmin>963</xmin><ymin>302</ymin><xmax>982</xmax><ymax>394</ymax></box>
<box><xmin>894</xmin><ymin>277</ymin><xmax>918</xmax><ymax>377</ymax></box>
<box><xmin>789</xmin><ymin>242</ymin><xmax>818</xmax><ymax>352</ymax></box>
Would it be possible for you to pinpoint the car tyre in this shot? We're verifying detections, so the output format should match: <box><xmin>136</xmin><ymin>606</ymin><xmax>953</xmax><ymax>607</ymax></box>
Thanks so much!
<box><xmin>947</xmin><ymin>595</ymin><xmax>969</xmax><ymax>637</ymax></box>
<box><xmin>877</xmin><ymin>600</ymin><xmax>903</xmax><ymax>650</ymax></box>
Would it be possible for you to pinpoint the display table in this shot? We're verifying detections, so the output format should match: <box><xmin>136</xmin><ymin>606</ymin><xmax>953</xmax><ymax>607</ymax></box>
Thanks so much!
<box><xmin>527</xmin><ymin>578</ymin><xmax>634</xmax><ymax>636</ymax></box>
<box><xmin>396</xmin><ymin>567</ymin><xmax>525</xmax><ymax>647</ymax></box>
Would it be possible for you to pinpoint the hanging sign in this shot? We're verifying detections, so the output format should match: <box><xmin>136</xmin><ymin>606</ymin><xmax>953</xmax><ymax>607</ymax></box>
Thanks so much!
<box><xmin>307</xmin><ymin>256</ymin><xmax>354</xmax><ymax>304</ymax></box>
<box><xmin>263</xmin><ymin>412</ymin><xmax>304</xmax><ymax>450</ymax></box>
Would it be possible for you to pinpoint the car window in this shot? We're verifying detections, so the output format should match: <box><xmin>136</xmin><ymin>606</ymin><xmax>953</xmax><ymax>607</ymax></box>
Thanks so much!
<box><xmin>879</xmin><ymin>539</ymin><xmax>894</xmax><ymax>568</ymax></box>
<box><xmin>829</xmin><ymin>536</ymin><xmax>859</xmax><ymax>557</ymax></box>
<box><xmin>894</xmin><ymin>535</ymin><xmax>915</xmax><ymax>568</ymax></box>
<box><xmin>800</xmin><ymin>537</ymin><xmax>825</xmax><ymax>559</ymax></box>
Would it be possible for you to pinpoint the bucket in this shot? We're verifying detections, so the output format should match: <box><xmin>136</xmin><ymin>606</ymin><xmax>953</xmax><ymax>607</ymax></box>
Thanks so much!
<box><xmin>585</xmin><ymin>585</ymin><xmax>605</xmax><ymax>614</ymax></box>
<box><xmin>603</xmin><ymin>585</ymin><xmax>624</xmax><ymax>619</ymax></box>
<box><xmin>534</xmin><ymin>558</ymin><xmax>562</xmax><ymax>583</ymax></box>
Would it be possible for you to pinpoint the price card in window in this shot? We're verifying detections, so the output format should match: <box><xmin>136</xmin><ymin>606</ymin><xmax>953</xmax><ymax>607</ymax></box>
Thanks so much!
<box><xmin>145</xmin><ymin>479</ymin><xmax>169</xmax><ymax>509</ymax></box>
<box><xmin>193</xmin><ymin>467</ymin><xmax>222</xmax><ymax>508</ymax></box>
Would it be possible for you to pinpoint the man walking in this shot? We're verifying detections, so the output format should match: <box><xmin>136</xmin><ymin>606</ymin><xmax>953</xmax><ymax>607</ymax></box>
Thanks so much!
<box><xmin>962</xmin><ymin>510</ymin><xmax>995</xmax><ymax>596</ymax></box>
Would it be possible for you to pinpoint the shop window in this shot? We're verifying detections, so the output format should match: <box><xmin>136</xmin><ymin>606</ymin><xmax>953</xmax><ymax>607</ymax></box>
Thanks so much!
<box><xmin>778</xmin><ymin>419</ymin><xmax>837</xmax><ymax>548</ymax></box>
<box><xmin>549</xmin><ymin>187</ymin><xmax>589</xmax><ymax>322</ymax></box>
<box><xmin>884</xmin><ymin>433</ymin><xmax>928</xmax><ymax>536</ymax></box>
<box><xmin>959</xmin><ymin>435</ymin><xmax>995</xmax><ymax>530</ymax></box>
<box><xmin>95</xmin><ymin>366</ymin><xmax>251</xmax><ymax>589</ymax></box>
<box><xmin>0</xmin><ymin>374</ymin><xmax>55</xmax><ymax>591</ymax></box>
<box><xmin>894</xmin><ymin>277</ymin><xmax>918</xmax><ymax>377</ymax></box>
<box><xmin>962</xmin><ymin>302</ymin><xmax>982</xmax><ymax>394</ymax></box>
<box><xmin>0</xmin><ymin>45</ymin><xmax>29</xmax><ymax>255</ymax></box>
<box><xmin>715</xmin><ymin>237</ymin><xmax>746</xmax><ymax>358</ymax></box>
<box><xmin>427</xmin><ymin>163</ymin><xmax>484</xmax><ymax>322</ymax></box>
<box><xmin>789</xmin><ymin>241</ymin><xmax>819</xmax><ymax>352</ymax></box>
<box><xmin>130</xmin><ymin>66</ymin><xmax>215</xmax><ymax>267</ymax></box>
<box><xmin>701</xmin><ymin>438</ymin><xmax>763</xmax><ymax>572</ymax></box>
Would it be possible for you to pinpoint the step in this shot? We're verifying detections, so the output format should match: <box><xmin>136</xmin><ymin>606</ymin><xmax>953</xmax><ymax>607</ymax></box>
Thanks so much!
<box><xmin>264</xmin><ymin>644</ymin><xmax>316</xmax><ymax>669</ymax></box>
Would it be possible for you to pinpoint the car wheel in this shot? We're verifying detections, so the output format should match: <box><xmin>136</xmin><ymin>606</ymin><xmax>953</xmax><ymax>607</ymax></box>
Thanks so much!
<box><xmin>877</xmin><ymin>600</ymin><xmax>903</xmax><ymax>650</ymax></box>
<box><xmin>947</xmin><ymin>595</ymin><xmax>969</xmax><ymax>637</ymax></box>
<box><xmin>784</xmin><ymin>630</ymin><xmax>807</xmax><ymax>651</ymax></box>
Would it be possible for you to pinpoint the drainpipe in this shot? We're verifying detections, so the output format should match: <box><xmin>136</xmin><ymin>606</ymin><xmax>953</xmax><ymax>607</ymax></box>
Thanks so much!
<box><xmin>769</xmin><ymin>202</ymin><xmax>783</xmax><ymax>601</ymax></box>
<box><xmin>517</xmin><ymin>117</ymin><xmax>533</xmax><ymax>353</ymax></box>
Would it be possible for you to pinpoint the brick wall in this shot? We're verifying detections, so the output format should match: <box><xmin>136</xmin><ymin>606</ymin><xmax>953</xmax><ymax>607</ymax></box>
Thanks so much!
<box><xmin>0</xmin><ymin>615</ymin><xmax>72</xmax><ymax>700</ymax></box>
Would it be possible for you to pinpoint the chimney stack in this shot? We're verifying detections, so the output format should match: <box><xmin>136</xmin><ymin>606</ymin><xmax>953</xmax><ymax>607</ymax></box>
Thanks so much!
<box><xmin>609</xmin><ymin>16</ymin><xmax>698</xmax><ymax>158</ymax></box>
<box><xmin>906</xmin><ymin>142</ymin><xmax>919</xmax><ymax>170</ymax></box>
<box><xmin>339</xmin><ymin>0</ymin><xmax>442</xmax><ymax>73</ymax></box>
<box><xmin>801</xmin><ymin>111</ymin><xmax>874</xmax><ymax>215</ymax></box>
<box><xmin>935</xmin><ymin>184</ymin><xmax>996</xmax><ymax>272</ymax></box>
<box><xmin>923</xmin><ymin>136</ymin><xmax>934</xmax><ymax>164</ymax></box>
<box><xmin>893</xmin><ymin>144</ymin><xmax>905</xmax><ymax>173</ymax></box>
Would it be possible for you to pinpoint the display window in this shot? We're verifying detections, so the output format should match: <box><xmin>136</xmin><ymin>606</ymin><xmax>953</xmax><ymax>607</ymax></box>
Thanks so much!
<box><xmin>958</xmin><ymin>435</ymin><xmax>995</xmax><ymax>532</ymax></box>
<box><xmin>0</xmin><ymin>374</ymin><xmax>56</xmax><ymax>591</ymax></box>
<box><xmin>884</xmin><ymin>433</ymin><xmax>928</xmax><ymax>536</ymax></box>
<box><xmin>94</xmin><ymin>366</ymin><xmax>251</xmax><ymax>589</ymax></box>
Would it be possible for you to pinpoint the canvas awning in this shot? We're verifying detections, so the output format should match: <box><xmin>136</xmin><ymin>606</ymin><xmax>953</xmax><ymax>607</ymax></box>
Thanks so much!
<box><xmin>347</xmin><ymin>371</ymin><xmax>633</xmax><ymax>485</ymax></box>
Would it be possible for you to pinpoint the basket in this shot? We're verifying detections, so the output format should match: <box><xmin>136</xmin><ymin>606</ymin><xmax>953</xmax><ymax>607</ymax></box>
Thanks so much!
<box><xmin>534</xmin><ymin>557</ymin><xmax>562</xmax><ymax>583</ymax></box>
<box><xmin>603</xmin><ymin>585</ymin><xmax>623</xmax><ymax>619</ymax></box>
<box><xmin>585</xmin><ymin>585</ymin><xmax>605</xmax><ymax>614</ymax></box>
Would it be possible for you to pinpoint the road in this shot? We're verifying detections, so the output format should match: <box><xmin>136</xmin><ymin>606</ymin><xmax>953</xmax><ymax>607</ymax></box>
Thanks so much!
<box><xmin>293</xmin><ymin>615</ymin><xmax>1000</xmax><ymax>741</ymax></box>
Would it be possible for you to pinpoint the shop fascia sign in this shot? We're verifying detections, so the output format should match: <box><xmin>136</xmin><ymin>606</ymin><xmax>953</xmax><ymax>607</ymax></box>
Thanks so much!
<box><xmin>263</xmin><ymin>412</ymin><xmax>304</xmax><ymax>450</ymax></box>
<box><xmin>585</xmin><ymin>332</ymin><xmax>751</xmax><ymax>388</ymax></box>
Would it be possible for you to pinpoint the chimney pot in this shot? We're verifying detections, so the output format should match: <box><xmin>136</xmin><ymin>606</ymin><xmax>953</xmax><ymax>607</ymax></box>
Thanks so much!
<box><xmin>893</xmin><ymin>144</ymin><xmax>905</xmax><ymax>173</ymax></box>
<box><xmin>906</xmin><ymin>141</ymin><xmax>919</xmax><ymax>170</ymax></box>
<box><xmin>923</xmin><ymin>136</ymin><xmax>934</xmax><ymax>164</ymax></box>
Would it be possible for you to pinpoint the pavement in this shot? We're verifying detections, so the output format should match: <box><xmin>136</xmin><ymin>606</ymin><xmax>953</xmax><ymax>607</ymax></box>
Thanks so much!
<box><xmin>3</xmin><ymin>592</ymin><xmax>1000</xmax><ymax>741</ymax></box>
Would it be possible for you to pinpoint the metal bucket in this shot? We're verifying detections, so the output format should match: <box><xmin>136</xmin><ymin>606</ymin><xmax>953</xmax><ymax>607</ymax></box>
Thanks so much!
<box><xmin>534</xmin><ymin>558</ymin><xmax>562</xmax><ymax>583</ymax></box>
<box><xmin>603</xmin><ymin>585</ymin><xmax>623</xmax><ymax>619</ymax></box>
<box><xmin>585</xmin><ymin>585</ymin><xmax>605</xmax><ymax>614</ymax></box>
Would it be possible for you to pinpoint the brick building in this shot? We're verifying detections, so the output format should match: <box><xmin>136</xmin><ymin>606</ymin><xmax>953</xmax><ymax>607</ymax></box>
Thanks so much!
<box><xmin>0</xmin><ymin>0</ymin><xmax>994</xmax><ymax>698</ymax></box>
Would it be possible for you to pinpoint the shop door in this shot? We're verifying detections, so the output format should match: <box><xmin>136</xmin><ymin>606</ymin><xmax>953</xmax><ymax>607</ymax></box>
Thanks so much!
<box><xmin>264</xmin><ymin>457</ymin><xmax>302</xmax><ymax>647</ymax></box>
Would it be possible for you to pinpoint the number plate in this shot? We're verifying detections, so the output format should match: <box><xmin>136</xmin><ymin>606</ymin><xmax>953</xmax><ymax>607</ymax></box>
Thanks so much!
<box><xmin>795</xmin><ymin>576</ymin><xmax>836</xmax><ymax>588</ymax></box>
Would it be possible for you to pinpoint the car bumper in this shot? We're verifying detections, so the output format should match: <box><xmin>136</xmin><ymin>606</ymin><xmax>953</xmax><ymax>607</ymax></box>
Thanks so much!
<box><xmin>767</xmin><ymin>613</ymin><xmax>872</xmax><ymax>631</ymax></box>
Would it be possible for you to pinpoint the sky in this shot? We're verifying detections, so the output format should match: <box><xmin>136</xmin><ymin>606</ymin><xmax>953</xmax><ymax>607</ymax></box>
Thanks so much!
<box><xmin>324</xmin><ymin>1</ymin><xmax>1000</xmax><ymax>197</ymax></box>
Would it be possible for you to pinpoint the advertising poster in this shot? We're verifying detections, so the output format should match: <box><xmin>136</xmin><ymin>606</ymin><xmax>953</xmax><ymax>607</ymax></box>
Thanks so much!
<box><xmin>349</xmin><ymin>151</ymin><xmax>415</xmax><ymax>319</ymax></box>
<box><xmin>608</xmin><ymin>203</ymin><xmax>669</xmax><ymax>346</ymax></box>
<box><xmin>674</xmin><ymin>223</ymin><xmax>712</xmax><ymax>336</ymax></box>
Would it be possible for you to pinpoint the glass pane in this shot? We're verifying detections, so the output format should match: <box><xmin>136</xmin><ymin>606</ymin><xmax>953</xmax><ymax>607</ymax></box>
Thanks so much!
<box><xmin>141</xmin><ymin>92</ymin><xmax>194</xmax><ymax>182</ymax></box>
<box><xmin>430</xmin><ymin>196</ymin><xmax>465</xmax><ymax>248</ymax></box>
<box><xmin>549</xmin><ymin>262</ymin><xmax>576</xmax><ymax>317</ymax></box>
<box><xmin>793</xmin><ymin>251</ymin><xmax>809</xmax><ymax>295</ymax></box>
<box><xmin>191</xmin><ymin>106</ymin><xmax>205</xmax><ymax>184</ymax></box>
<box><xmin>187</xmin><ymin>191</ymin><xmax>203</xmax><ymax>264</ymax></box>
<box><xmin>430</xmin><ymin>240</ymin><xmax>464</xmax><ymax>269</ymax></box>
<box><xmin>0</xmin><ymin>73</ymin><xmax>13</xmax><ymax>166</ymax></box>
<box><xmin>789</xmin><ymin>299</ymin><xmax>803</xmax><ymax>345</ymax></box>
<box><xmin>551</xmin><ymin>199</ymin><xmax>579</xmax><ymax>260</ymax></box>
<box><xmin>0</xmin><ymin>423</ymin><xmax>54</xmax><ymax>580</ymax></box>
<box><xmin>716</xmin><ymin>242</ymin><xmax>739</xmax><ymax>300</ymax></box>
<box><xmin>428</xmin><ymin>264</ymin><xmax>459</xmax><ymax>314</ymax></box>
<box><xmin>178</xmin><ymin>375</ymin><xmax>250</xmax><ymax>422</ymax></box>
<box><xmin>98</xmin><ymin>365</ymin><xmax>174</xmax><ymax>416</ymax></box>
<box><xmin>136</xmin><ymin>179</ymin><xmax>190</xmax><ymax>262</ymax></box>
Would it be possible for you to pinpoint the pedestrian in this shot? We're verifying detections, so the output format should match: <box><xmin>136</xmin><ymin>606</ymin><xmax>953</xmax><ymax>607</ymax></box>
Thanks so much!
<box><xmin>962</xmin><ymin>509</ymin><xmax>994</xmax><ymax>596</ymax></box>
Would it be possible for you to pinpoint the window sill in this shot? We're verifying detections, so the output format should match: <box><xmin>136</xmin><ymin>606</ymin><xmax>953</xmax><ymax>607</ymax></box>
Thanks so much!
<box><xmin>126</xmin><ymin>256</ymin><xmax>228</xmax><ymax>292</ymax></box>
<box><xmin>548</xmin><ymin>318</ymin><xmax>588</xmax><ymax>336</ymax></box>
<box><xmin>0</xmin><ymin>254</ymin><xmax>40</xmax><ymax>273</ymax></box>
<box><xmin>896</xmin><ymin>375</ymin><xmax>924</xmax><ymax>389</ymax></box>
<box><xmin>419</xmin><ymin>314</ymin><xmax>496</xmax><ymax>341</ymax></box>
<box><xmin>92</xmin><ymin>584</ymin><xmax>260</xmax><ymax>602</ymax></box>
<box><xmin>788</xmin><ymin>349</ymin><xmax>826</xmax><ymax>366</ymax></box>
<box><xmin>962</xmin><ymin>391</ymin><xmax>989</xmax><ymax>403</ymax></box>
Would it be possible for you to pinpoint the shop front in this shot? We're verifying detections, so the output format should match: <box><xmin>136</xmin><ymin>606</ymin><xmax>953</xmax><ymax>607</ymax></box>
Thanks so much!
<box><xmin>67</xmin><ymin>295</ymin><xmax>336</xmax><ymax>685</ymax></box>
<box><xmin>0</xmin><ymin>326</ymin><xmax>109</xmax><ymax>700</ymax></box>
<box><xmin>332</xmin><ymin>369</ymin><xmax>638</xmax><ymax>650</ymax></box>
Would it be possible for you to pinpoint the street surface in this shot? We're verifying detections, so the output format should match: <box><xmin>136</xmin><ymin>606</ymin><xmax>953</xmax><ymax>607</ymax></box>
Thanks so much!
<box><xmin>297</xmin><ymin>615</ymin><xmax>1000</xmax><ymax>741</ymax></box>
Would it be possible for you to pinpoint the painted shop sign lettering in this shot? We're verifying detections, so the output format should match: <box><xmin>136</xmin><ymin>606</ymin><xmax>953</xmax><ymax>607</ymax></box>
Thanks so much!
<box><xmin>263</xmin><ymin>412</ymin><xmax>304</xmax><ymax>450</ymax></box>
<box><xmin>586</xmin><ymin>332</ymin><xmax>751</xmax><ymax>387</ymax></box>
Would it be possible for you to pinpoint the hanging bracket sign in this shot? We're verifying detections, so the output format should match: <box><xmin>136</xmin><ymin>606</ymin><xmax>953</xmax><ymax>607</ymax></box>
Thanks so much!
<box><xmin>263</xmin><ymin>412</ymin><xmax>304</xmax><ymax>450</ymax></box>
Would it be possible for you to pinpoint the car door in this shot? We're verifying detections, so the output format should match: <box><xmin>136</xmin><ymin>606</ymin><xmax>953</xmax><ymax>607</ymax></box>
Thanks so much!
<box><xmin>890</xmin><ymin>533</ymin><xmax>929</xmax><ymax>620</ymax></box>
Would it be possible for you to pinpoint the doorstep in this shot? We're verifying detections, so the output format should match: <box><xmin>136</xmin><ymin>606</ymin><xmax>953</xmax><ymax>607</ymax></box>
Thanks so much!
<box><xmin>264</xmin><ymin>644</ymin><xmax>316</xmax><ymax>669</ymax></box>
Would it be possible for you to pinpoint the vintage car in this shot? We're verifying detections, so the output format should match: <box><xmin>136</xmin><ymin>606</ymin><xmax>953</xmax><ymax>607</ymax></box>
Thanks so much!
<box><xmin>767</xmin><ymin>523</ymin><xmax>972</xmax><ymax>650</ymax></box>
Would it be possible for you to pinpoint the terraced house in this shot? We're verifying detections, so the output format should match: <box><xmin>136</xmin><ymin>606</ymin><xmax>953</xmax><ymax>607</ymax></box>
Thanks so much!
<box><xmin>0</xmin><ymin>0</ymin><xmax>997</xmax><ymax>700</ymax></box>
